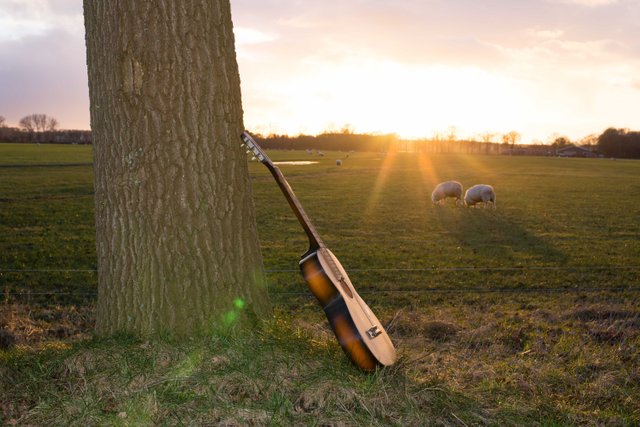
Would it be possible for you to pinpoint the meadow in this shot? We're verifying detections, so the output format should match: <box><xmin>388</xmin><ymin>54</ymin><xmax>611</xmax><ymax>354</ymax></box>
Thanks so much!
<box><xmin>1</xmin><ymin>142</ymin><xmax>639</xmax><ymax>425</ymax></box>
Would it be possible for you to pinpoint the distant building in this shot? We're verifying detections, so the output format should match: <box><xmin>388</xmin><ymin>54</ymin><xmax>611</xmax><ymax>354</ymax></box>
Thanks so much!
<box><xmin>503</xmin><ymin>145</ymin><xmax>552</xmax><ymax>156</ymax></box>
<box><xmin>556</xmin><ymin>144</ymin><xmax>599</xmax><ymax>158</ymax></box>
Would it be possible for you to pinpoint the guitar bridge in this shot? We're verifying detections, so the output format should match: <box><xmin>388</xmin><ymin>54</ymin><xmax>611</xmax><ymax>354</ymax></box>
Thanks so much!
<box><xmin>366</xmin><ymin>326</ymin><xmax>382</xmax><ymax>339</ymax></box>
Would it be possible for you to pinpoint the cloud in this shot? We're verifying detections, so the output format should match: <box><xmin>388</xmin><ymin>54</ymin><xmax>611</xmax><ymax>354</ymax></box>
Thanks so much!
<box><xmin>0</xmin><ymin>0</ymin><xmax>638</xmax><ymax>139</ymax></box>
<box><xmin>527</xmin><ymin>28</ymin><xmax>565</xmax><ymax>39</ymax></box>
<box><xmin>548</xmin><ymin>0</ymin><xmax>619</xmax><ymax>6</ymax></box>
<box><xmin>0</xmin><ymin>29</ymin><xmax>89</xmax><ymax>129</ymax></box>
<box><xmin>232</xmin><ymin>0</ymin><xmax>513</xmax><ymax>71</ymax></box>
<box><xmin>0</xmin><ymin>1</ymin><xmax>52</xmax><ymax>41</ymax></box>
<box><xmin>234</xmin><ymin>27</ymin><xmax>278</xmax><ymax>46</ymax></box>
<box><xmin>0</xmin><ymin>0</ymin><xmax>82</xmax><ymax>41</ymax></box>
<box><xmin>0</xmin><ymin>0</ymin><xmax>87</xmax><ymax>129</ymax></box>
<box><xmin>231</xmin><ymin>0</ymin><xmax>638</xmax><ymax>72</ymax></box>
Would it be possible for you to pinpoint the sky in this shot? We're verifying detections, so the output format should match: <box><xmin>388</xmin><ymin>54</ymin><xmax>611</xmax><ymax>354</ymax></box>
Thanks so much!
<box><xmin>0</xmin><ymin>0</ymin><xmax>638</xmax><ymax>143</ymax></box>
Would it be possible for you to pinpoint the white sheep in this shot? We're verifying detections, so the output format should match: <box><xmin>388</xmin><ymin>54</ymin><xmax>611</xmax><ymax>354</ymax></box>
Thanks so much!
<box><xmin>431</xmin><ymin>181</ymin><xmax>463</xmax><ymax>206</ymax></box>
<box><xmin>464</xmin><ymin>184</ymin><xmax>496</xmax><ymax>209</ymax></box>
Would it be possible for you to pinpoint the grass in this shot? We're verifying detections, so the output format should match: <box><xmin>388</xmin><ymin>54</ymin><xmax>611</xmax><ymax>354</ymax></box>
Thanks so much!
<box><xmin>0</xmin><ymin>142</ymin><xmax>92</xmax><ymax>165</ymax></box>
<box><xmin>2</xmin><ymin>302</ymin><xmax>638</xmax><ymax>425</ymax></box>
<box><xmin>0</xmin><ymin>313</ymin><xmax>483</xmax><ymax>426</ymax></box>
<box><xmin>252</xmin><ymin>150</ymin><xmax>640</xmax><ymax>295</ymax></box>
<box><xmin>1</xmin><ymin>142</ymin><xmax>639</xmax><ymax>425</ymax></box>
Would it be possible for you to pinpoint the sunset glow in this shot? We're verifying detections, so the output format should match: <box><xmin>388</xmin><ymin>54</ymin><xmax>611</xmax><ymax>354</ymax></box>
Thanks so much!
<box><xmin>243</xmin><ymin>58</ymin><xmax>523</xmax><ymax>139</ymax></box>
<box><xmin>1</xmin><ymin>1</ymin><xmax>639</xmax><ymax>143</ymax></box>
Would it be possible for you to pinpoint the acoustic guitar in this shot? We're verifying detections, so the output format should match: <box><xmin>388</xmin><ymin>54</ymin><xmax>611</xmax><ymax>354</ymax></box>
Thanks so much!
<box><xmin>241</xmin><ymin>131</ymin><xmax>396</xmax><ymax>371</ymax></box>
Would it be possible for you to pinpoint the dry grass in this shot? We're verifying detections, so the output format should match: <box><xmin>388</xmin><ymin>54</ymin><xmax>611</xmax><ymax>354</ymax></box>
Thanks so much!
<box><xmin>0</xmin><ymin>303</ymin><xmax>93</xmax><ymax>349</ymax></box>
<box><xmin>1</xmin><ymin>292</ymin><xmax>639</xmax><ymax>425</ymax></box>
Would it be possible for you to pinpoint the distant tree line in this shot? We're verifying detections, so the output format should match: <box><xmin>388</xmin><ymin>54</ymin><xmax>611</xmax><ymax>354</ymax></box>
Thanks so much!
<box><xmin>255</xmin><ymin>128</ymin><xmax>640</xmax><ymax>158</ymax></box>
<box><xmin>255</xmin><ymin>132</ymin><xmax>400</xmax><ymax>152</ymax></box>
<box><xmin>597</xmin><ymin>128</ymin><xmax>640</xmax><ymax>158</ymax></box>
<box><xmin>254</xmin><ymin>131</ymin><xmax>538</xmax><ymax>155</ymax></box>
<box><xmin>3</xmin><ymin>113</ymin><xmax>639</xmax><ymax>158</ymax></box>
<box><xmin>0</xmin><ymin>127</ymin><xmax>92</xmax><ymax>144</ymax></box>
<box><xmin>0</xmin><ymin>113</ymin><xmax>91</xmax><ymax>144</ymax></box>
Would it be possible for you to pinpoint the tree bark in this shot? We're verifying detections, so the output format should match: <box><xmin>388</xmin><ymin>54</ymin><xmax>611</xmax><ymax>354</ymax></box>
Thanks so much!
<box><xmin>83</xmin><ymin>0</ymin><xmax>270</xmax><ymax>336</ymax></box>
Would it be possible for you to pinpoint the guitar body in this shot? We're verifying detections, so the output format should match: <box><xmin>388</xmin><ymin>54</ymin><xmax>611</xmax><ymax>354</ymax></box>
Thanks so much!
<box><xmin>300</xmin><ymin>248</ymin><xmax>396</xmax><ymax>371</ymax></box>
<box><xmin>241</xmin><ymin>131</ymin><xmax>396</xmax><ymax>371</ymax></box>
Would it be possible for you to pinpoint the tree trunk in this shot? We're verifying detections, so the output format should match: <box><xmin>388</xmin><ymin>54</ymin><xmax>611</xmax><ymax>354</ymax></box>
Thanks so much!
<box><xmin>83</xmin><ymin>0</ymin><xmax>270</xmax><ymax>336</ymax></box>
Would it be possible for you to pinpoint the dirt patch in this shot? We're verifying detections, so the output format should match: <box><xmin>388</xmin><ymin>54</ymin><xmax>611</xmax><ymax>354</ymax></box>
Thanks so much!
<box><xmin>0</xmin><ymin>329</ymin><xmax>16</xmax><ymax>350</ymax></box>
<box><xmin>0</xmin><ymin>304</ymin><xmax>94</xmax><ymax>347</ymax></box>
<box><xmin>423</xmin><ymin>321</ymin><xmax>460</xmax><ymax>342</ymax></box>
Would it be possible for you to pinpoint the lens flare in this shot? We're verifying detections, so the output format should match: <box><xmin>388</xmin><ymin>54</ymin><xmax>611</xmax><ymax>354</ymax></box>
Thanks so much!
<box><xmin>222</xmin><ymin>297</ymin><xmax>246</xmax><ymax>328</ymax></box>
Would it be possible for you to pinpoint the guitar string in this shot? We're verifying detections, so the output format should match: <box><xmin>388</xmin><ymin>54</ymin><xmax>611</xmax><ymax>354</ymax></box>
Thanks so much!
<box><xmin>319</xmin><ymin>246</ymin><xmax>380</xmax><ymax>331</ymax></box>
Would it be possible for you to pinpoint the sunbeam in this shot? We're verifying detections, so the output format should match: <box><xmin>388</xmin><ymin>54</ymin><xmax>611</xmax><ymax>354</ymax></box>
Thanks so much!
<box><xmin>417</xmin><ymin>153</ymin><xmax>440</xmax><ymax>189</ymax></box>
<box><xmin>363</xmin><ymin>149</ymin><xmax>397</xmax><ymax>221</ymax></box>
<box><xmin>458</xmin><ymin>154</ymin><xmax>498</xmax><ymax>184</ymax></box>
<box><xmin>415</xmin><ymin>152</ymin><xmax>441</xmax><ymax>207</ymax></box>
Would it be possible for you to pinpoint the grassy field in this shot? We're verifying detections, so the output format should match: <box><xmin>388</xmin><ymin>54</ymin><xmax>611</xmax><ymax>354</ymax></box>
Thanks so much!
<box><xmin>1</xmin><ymin>142</ymin><xmax>639</xmax><ymax>425</ymax></box>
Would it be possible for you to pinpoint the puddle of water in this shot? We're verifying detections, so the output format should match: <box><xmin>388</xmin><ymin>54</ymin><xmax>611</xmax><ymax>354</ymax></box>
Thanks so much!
<box><xmin>272</xmin><ymin>161</ymin><xmax>319</xmax><ymax>166</ymax></box>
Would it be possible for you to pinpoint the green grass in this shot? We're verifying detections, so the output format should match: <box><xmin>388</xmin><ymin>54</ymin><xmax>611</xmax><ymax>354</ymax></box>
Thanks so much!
<box><xmin>252</xmin><ymin>151</ymin><xmax>640</xmax><ymax>295</ymax></box>
<box><xmin>1</xmin><ymin>143</ymin><xmax>639</xmax><ymax>425</ymax></box>
<box><xmin>0</xmin><ymin>142</ymin><xmax>93</xmax><ymax>165</ymax></box>
<box><xmin>0</xmin><ymin>145</ymin><xmax>96</xmax><ymax>303</ymax></box>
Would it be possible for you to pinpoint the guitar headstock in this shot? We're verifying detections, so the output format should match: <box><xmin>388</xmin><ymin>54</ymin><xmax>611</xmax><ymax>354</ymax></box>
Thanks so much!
<box><xmin>241</xmin><ymin>131</ymin><xmax>271</xmax><ymax>165</ymax></box>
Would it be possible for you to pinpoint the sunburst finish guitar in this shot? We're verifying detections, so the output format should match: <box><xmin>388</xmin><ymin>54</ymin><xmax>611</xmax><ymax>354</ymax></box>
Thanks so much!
<box><xmin>241</xmin><ymin>131</ymin><xmax>396</xmax><ymax>371</ymax></box>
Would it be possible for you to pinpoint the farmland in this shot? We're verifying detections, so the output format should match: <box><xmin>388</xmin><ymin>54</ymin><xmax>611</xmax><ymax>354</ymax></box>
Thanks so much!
<box><xmin>1</xmin><ymin>142</ymin><xmax>639</xmax><ymax>425</ymax></box>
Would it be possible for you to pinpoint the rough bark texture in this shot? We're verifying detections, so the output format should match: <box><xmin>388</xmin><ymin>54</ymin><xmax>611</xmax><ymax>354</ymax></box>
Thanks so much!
<box><xmin>83</xmin><ymin>0</ymin><xmax>270</xmax><ymax>336</ymax></box>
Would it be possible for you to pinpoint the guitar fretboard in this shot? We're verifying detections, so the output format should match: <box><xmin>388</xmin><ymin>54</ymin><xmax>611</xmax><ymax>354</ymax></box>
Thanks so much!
<box><xmin>242</xmin><ymin>131</ymin><xmax>325</xmax><ymax>250</ymax></box>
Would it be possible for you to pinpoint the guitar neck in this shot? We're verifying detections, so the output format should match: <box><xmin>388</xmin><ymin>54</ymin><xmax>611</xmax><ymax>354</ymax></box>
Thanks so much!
<box><xmin>241</xmin><ymin>131</ymin><xmax>325</xmax><ymax>250</ymax></box>
<box><xmin>265</xmin><ymin>162</ymin><xmax>325</xmax><ymax>250</ymax></box>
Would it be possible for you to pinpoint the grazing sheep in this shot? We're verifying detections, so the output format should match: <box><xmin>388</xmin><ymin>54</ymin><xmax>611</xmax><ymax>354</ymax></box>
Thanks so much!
<box><xmin>431</xmin><ymin>181</ymin><xmax>464</xmax><ymax>206</ymax></box>
<box><xmin>464</xmin><ymin>184</ymin><xmax>496</xmax><ymax>209</ymax></box>
<box><xmin>336</xmin><ymin>159</ymin><xmax>342</xmax><ymax>166</ymax></box>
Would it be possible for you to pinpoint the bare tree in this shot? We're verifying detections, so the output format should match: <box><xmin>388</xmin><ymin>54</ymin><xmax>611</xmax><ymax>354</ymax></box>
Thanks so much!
<box><xmin>19</xmin><ymin>114</ymin><xmax>59</xmax><ymax>132</ymax></box>
<box><xmin>479</xmin><ymin>132</ymin><xmax>496</xmax><ymax>144</ymax></box>
<box><xmin>502</xmin><ymin>131</ymin><xmax>521</xmax><ymax>148</ymax></box>
<box><xmin>84</xmin><ymin>0</ymin><xmax>271</xmax><ymax>336</ymax></box>
<box><xmin>0</xmin><ymin>116</ymin><xmax>6</xmax><ymax>127</ymax></box>
<box><xmin>19</xmin><ymin>115</ymin><xmax>35</xmax><ymax>132</ymax></box>
<box><xmin>46</xmin><ymin>117</ymin><xmax>58</xmax><ymax>131</ymax></box>
<box><xmin>33</xmin><ymin>114</ymin><xmax>47</xmax><ymax>132</ymax></box>
<box><xmin>446</xmin><ymin>125</ymin><xmax>458</xmax><ymax>142</ymax></box>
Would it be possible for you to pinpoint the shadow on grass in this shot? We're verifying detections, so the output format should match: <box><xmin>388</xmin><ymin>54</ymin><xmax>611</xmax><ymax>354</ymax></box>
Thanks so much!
<box><xmin>434</xmin><ymin>207</ymin><xmax>568</xmax><ymax>265</ymax></box>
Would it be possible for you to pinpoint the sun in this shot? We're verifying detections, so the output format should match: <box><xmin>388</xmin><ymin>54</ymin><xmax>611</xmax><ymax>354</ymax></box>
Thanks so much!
<box><xmin>243</xmin><ymin>57</ymin><xmax>525</xmax><ymax>140</ymax></box>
